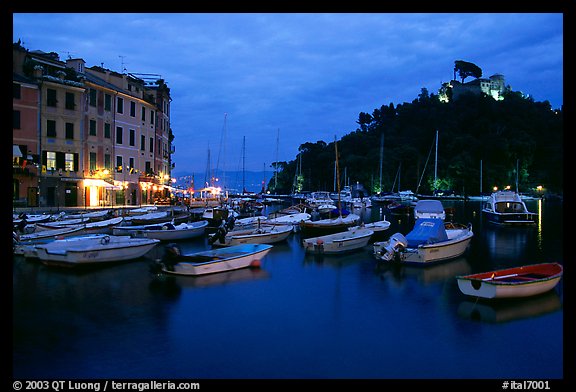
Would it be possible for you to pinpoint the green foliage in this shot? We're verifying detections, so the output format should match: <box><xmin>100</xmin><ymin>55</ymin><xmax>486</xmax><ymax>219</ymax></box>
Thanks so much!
<box><xmin>271</xmin><ymin>90</ymin><xmax>562</xmax><ymax>195</ymax></box>
<box><xmin>454</xmin><ymin>60</ymin><xmax>483</xmax><ymax>82</ymax></box>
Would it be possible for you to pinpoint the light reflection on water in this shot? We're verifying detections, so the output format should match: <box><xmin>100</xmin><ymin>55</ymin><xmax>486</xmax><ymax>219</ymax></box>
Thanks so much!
<box><xmin>12</xmin><ymin>199</ymin><xmax>563</xmax><ymax>379</ymax></box>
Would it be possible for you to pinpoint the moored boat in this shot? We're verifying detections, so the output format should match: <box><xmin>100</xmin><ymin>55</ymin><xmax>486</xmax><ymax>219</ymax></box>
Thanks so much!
<box><xmin>154</xmin><ymin>243</ymin><xmax>273</xmax><ymax>276</ymax></box>
<box><xmin>209</xmin><ymin>223</ymin><xmax>293</xmax><ymax>246</ymax></box>
<box><xmin>482</xmin><ymin>191</ymin><xmax>537</xmax><ymax>225</ymax></box>
<box><xmin>302</xmin><ymin>227</ymin><xmax>373</xmax><ymax>254</ymax></box>
<box><xmin>34</xmin><ymin>235</ymin><xmax>160</xmax><ymax>267</ymax></box>
<box><xmin>373</xmin><ymin>218</ymin><xmax>473</xmax><ymax>265</ymax></box>
<box><xmin>456</xmin><ymin>262</ymin><xmax>563</xmax><ymax>299</ymax></box>
<box><xmin>113</xmin><ymin>220</ymin><xmax>208</xmax><ymax>241</ymax></box>
<box><xmin>299</xmin><ymin>213</ymin><xmax>361</xmax><ymax>238</ymax></box>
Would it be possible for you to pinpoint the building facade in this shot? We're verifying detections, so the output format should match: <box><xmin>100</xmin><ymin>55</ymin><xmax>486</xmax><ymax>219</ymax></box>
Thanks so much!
<box><xmin>12</xmin><ymin>42</ymin><xmax>174</xmax><ymax>209</ymax></box>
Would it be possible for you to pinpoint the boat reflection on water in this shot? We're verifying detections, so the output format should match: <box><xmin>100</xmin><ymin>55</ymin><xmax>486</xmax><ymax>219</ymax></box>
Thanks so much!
<box><xmin>148</xmin><ymin>267</ymin><xmax>270</xmax><ymax>298</ymax></box>
<box><xmin>457</xmin><ymin>290</ymin><xmax>562</xmax><ymax>324</ymax></box>
<box><xmin>483</xmin><ymin>224</ymin><xmax>536</xmax><ymax>261</ymax></box>
<box><xmin>374</xmin><ymin>256</ymin><xmax>472</xmax><ymax>285</ymax></box>
<box><xmin>302</xmin><ymin>248</ymin><xmax>372</xmax><ymax>268</ymax></box>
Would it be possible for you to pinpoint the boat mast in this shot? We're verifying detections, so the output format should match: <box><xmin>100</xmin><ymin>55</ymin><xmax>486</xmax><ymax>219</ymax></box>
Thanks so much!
<box><xmin>242</xmin><ymin>136</ymin><xmax>246</xmax><ymax>194</ymax></box>
<box><xmin>275</xmin><ymin>128</ymin><xmax>279</xmax><ymax>193</ymax></box>
<box><xmin>334</xmin><ymin>136</ymin><xmax>342</xmax><ymax>217</ymax></box>
<box><xmin>379</xmin><ymin>133</ymin><xmax>384</xmax><ymax>193</ymax></box>
<box><xmin>434</xmin><ymin>130</ymin><xmax>438</xmax><ymax>193</ymax></box>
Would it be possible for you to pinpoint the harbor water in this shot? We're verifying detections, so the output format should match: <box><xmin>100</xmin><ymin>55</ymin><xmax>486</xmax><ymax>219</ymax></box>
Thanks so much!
<box><xmin>12</xmin><ymin>199</ymin><xmax>564</xmax><ymax>380</ymax></box>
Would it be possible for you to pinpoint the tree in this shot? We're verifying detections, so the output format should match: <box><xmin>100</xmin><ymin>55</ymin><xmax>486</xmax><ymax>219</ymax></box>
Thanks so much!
<box><xmin>454</xmin><ymin>60</ymin><xmax>482</xmax><ymax>83</ymax></box>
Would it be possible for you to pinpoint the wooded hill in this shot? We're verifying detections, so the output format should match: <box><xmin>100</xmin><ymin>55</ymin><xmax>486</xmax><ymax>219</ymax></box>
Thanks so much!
<box><xmin>267</xmin><ymin>89</ymin><xmax>563</xmax><ymax>197</ymax></box>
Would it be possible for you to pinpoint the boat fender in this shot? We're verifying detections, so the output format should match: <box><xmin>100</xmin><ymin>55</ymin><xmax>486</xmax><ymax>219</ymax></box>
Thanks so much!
<box><xmin>100</xmin><ymin>235</ymin><xmax>111</xmax><ymax>245</ymax></box>
<box><xmin>250</xmin><ymin>259</ymin><xmax>261</xmax><ymax>268</ymax></box>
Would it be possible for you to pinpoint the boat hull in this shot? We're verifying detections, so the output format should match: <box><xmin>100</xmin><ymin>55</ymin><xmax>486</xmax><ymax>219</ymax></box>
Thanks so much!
<box><xmin>373</xmin><ymin>228</ymin><xmax>473</xmax><ymax>265</ymax></box>
<box><xmin>162</xmin><ymin>244</ymin><xmax>273</xmax><ymax>276</ymax></box>
<box><xmin>482</xmin><ymin>210</ymin><xmax>537</xmax><ymax>226</ymax></box>
<box><xmin>113</xmin><ymin>221</ymin><xmax>208</xmax><ymax>241</ymax></box>
<box><xmin>303</xmin><ymin>228</ymin><xmax>374</xmax><ymax>254</ymax></box>
<box><xmin>456</xmin><ymin>263</ymin><xmax>563</xmax><ymax>299</ymax></box>
<box><xmin>35</xmin><ymin>236</ymin><xmax>160</xmax><ymax>266</ymax></box>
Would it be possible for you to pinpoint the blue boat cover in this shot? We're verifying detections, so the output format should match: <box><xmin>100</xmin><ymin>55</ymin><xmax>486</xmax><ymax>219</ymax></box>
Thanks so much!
<box><xmin>405</xmin><ymin>218</ymin><xmax>448</xmax><ymax>248</ymax></box>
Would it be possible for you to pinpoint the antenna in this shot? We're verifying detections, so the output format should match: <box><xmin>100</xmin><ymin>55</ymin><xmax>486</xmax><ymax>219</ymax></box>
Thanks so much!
<box><xmin>119</xmin><ymin>55</ymin><xmax>127</xmax><ymax>73</ymax></box>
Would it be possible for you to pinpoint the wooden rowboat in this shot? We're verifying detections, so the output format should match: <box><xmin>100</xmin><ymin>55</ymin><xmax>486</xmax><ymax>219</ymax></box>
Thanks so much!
<box><xmin>456</xmin><ymin>262</ymin><xmax>563</xmax><ymax>299</ymax></box>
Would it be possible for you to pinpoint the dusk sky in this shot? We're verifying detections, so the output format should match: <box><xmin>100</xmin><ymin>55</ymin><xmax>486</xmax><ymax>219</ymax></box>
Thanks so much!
<box><xmin>12</xmin><ymin>12</ymin><xmax>563</xmax><ymax>180</ymax></box>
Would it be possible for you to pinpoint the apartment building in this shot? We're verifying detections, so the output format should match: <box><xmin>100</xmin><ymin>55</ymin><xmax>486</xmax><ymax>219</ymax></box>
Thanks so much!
<box><xmin>12</xmin><ymin>42</ymin><xmax>174</xmax><ymax>208</ymax></box>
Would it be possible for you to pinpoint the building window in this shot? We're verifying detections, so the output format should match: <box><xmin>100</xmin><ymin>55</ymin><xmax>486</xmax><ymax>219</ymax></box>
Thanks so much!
<box><xmin>13</xmin><ymin>83</ymin><xmax>21</xmax><ymax>99</ymax></box>
<box><xmin>116</xmin><ymin>127</ymin><xmax>123</xmax><ymax>144</ymax></box>
<box><xmin>104</xmin><ymin>94</ymin><xmax>111</xmax><ymax>111</ymax></box>
<box><xmin>150</xmin><ymin>110</ymin><xmax>154</xmax><ymax>124</ymax></box>
<box><xmin>89</xmin><ymin>89</ymin><xmax>97</xmax><ymax>107</ymax></box>
<box><xmin>13</xmin><ymin>110</ymin><xmax>21</xmax><ymax>129</ymax></box>
<box><xmin>116</xmin><ymin>156</ymin><xmax>123</xmax><ymax>172</ymax></box>
<box><xmin>140</xmin><ymin>135</ymin><xmax>145</xmax><ymax>151</ymax></box>
<box><xmin>47</xmin><ymin>120</ymin><xmax>56</xmax><ymax>137</ymax></box>
<box><xmin>65</xmin><ymin>92</ymin><xmax>75</xmax><ymax>110</ymax></box>
<box><xmin>89</xmin><ymin>120</ymin><xmax>97</xmax><ymax>136</ymax></box>
<box><xmin>129</xmin><ymin>129</ymin><xmax>135</xmax><ymax>146</ymax></box>
<box><xmin>65</xmin><ymin>123</ymin><xmax>74</xmax><ymax>139</ymax></box>
<box><xmin>89</xmin><ymin>152</ymin><xmax>97</xmax><ymax>171</ymax></box>
<box><xmin>104</xmin><ymin>154</ymin><xmax>111</xmax><ymax>170</ymax></box>
<box><xmin>65</xmin><ymin>153</ymin><xmax>74</xmax><ymax>171</ymax></box>
<box><xmin>149</xmin><ymin>137</ymin><xmax>153</xmax><ymax>153</ymax></box>
<box><xmin>117</xmin><ymin>97</ymin><xmax>123</xmax><ymax>114</ymax></box>
<box><xmin>47</xmin><ymin>89</ymin><xmax>57</xmax><ymax>107</ymax></box>
<box><xmin>145</xmin><ymin>161</ymin><xmax>151</xmax><ymax>174</ymax></box>
<box><xmin>129</xmin><ymin>157</ymin><xmax>135</xmax><ymax>172</ymax></box>
<box><xmin>130</xmin><ymin>101</ymin><xmax>136</xmax><ymax>117</ymax></box>
<box><xmin>104</xmin><ymin>123</ymin><xmax>111</xmax><ymax>139</ymax></box>
<box><xmin>47</xmin><ymin>151</ymin><xmax>56</xmax><ymax>170</ymax></box>
<box><xmin>141</xmin><ymin>107</ymin><xmax>146</xmax><ymax>121</ymax></box>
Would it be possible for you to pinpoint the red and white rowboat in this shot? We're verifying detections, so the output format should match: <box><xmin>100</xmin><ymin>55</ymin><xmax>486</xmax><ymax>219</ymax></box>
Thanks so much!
<box><xmin>456</xmin><ymin>262</ymin><xmax>563</xmax><ymax>299</ymax></box>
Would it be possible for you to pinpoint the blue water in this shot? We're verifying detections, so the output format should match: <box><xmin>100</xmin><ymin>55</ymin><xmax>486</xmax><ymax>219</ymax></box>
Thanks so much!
<box><xmin>12</xmin><ymin>200</ymin><xmax>564</xmax><ymax>380</ymax></box>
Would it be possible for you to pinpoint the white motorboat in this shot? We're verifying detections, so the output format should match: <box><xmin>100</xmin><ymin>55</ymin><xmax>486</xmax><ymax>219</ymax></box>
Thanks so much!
<box><xmin>373</xmin><ymin>219</ymin><xmax>473</xmax><ymax>265</ymax></box>
<box><xmin>482</xmin><ymin>191</ymin><xmax>537</xmax><ymax>225</ymax></box>
<box><xmin>34</xmin><ymin>235</ymin><xmax>160</xmax><ymax>267</ymax></box>
<box><xmin>299</xmin><ymin>213</ymin><xmax>361</xmax><ymax>238</ymax></box>
<box><xmin>113</xmin><ymin>220</ymin><xmax>208</xmax><ymax>241</ymax></box>
<box><xmin>209</xmin><ymin>223</ymin><xmax>293</xmax><ymax>246</ymax></box>
<box><xmin>36</xmin><ymin>216</ymin><xmax>124</xmax><ymax>235</ymax></box>
<box><xmin>352</xmin><ymin>219</ymin><xmax>391</xmax><ymax>241</ymax></box>
<box><xmin>302</xmin><ymin>227</ymin><xmax>374</xmax><ymax>254</ymax></box>
<box><xmin>154</xmin><ymin>243</ymin><xmax>273</xmax><ymax>276</ymax></box>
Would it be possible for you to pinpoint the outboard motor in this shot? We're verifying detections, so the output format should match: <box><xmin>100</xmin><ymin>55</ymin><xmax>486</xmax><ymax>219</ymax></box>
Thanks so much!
<box><xmin>208</xmin><ymin>222</ymin><xmax>228</xmax><ymax>245</ymax></box>
<box><xmin>161</xmin><ymin>243</ymin><xmax>182</xmax><ymax>272</ymax></box>
<box><xmin>377</xmin><ymin>233</ymin><xmax>408</xmax><ymax>262</ymax></box>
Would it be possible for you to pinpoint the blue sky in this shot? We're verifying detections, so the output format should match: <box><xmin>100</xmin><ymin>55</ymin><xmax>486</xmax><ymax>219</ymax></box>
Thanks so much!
<box><xmin>12</xmin><ymin>13</ymin><xmax>564</xmax><ymax>177</ymax></box>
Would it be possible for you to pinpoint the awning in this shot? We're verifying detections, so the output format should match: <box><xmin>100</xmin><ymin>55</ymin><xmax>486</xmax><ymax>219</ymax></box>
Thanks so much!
<box><xmin>83</xmin><ymin>179</ymin><xmax>122</xmax><ymax>190</ymax></box>
<box><xmin>13</xmin><ymin>145</ymin><xmax>23</xmax><ymax>158</ymax></box>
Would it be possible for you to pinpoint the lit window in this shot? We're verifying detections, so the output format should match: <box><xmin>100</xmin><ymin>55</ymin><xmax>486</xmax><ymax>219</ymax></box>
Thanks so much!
<box><xmin>47</xmin><ymin>152</ymin><xmax>56</xmax><ymax>170</ymax></box>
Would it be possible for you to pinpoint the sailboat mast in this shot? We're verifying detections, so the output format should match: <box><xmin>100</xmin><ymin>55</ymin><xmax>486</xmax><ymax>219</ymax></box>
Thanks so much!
<box><xmin>379</xmin><ymin>133</ymin><xmax>384</xmax><ymax>193</ymax></box>
<box><xmin>275</xmin><ymin>128</ymin><xmax>279</xmax><ymax>193</ymax></box>
<box><xmin>242</xmin><ymin>136</ymin><xmax>246</xmax><ymax>194</ymax></box>
<box><xmin>334</xmin><ymin>136</ymin><xmax>342</xmax><ymax>216</ymax></box>
<box><xmin>434</xmin><ymin>130</ymin><xmax>438</xmax><ymax>192</ymax></box>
